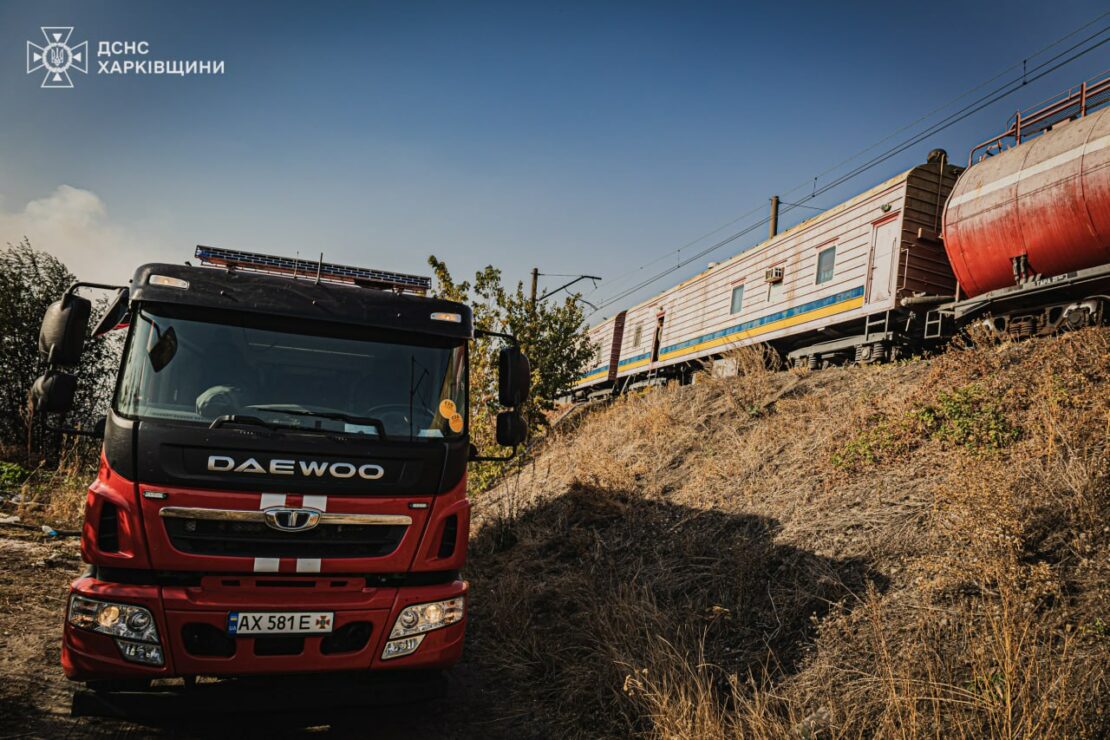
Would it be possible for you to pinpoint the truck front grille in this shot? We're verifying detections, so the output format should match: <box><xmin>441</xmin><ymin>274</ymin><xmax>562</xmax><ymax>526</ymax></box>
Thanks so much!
<box><xmin>160</xmin><ymin>507</ymin><xmax>409</xmax><ymax>559</ymax></box>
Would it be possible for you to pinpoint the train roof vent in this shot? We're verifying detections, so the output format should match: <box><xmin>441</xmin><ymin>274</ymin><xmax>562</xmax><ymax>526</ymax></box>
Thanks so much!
<box><xmin>194</xmin><ymin>245</ymin><xmax>431</xmax><ymax>295</ymax></box>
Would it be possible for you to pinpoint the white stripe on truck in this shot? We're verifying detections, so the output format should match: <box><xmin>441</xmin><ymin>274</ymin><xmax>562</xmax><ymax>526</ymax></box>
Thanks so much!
<box><xmin>253</xmin><ymin>557</ymin><xmax>280</xmax><ymax>573</ymax></box>
<box><xmin>296</xmin><ymin>558</ymin><xmax>322</xmax><ymax>573</ymax></box>
<box><xmin>259</xmin><ymin>493</ymin><xmax>286</xmax><ymax>509</ymax></box>
<box><xmin>302</xmin><ymin>495</ymin><xmax>327</xmax><ymax>511</ymax></box>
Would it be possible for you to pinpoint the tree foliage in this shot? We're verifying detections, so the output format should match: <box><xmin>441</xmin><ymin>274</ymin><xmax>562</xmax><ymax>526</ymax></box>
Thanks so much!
<box><xmin>0</xmin><ymin>239</ymin><xmax>120</xmax><ymax>459</ymax></box>
<box><xmin>427</xmin><ymin>256</ymin><xmax>595</xmax><ymax>490</ymax></box>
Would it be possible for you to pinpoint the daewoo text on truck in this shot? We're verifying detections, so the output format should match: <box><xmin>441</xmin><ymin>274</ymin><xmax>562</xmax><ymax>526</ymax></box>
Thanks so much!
<box><xmin>30</xmin><ymin>246</ymin><xmax>529</xmax><ymax>692</ymax></box>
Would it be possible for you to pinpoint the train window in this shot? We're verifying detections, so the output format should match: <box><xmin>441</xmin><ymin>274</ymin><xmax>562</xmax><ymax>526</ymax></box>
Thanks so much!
<box><xmin>632</xmin><ymin>324</ymin><xmax>642</xmax><ymax>346</ymax></box>
<box><xmin>729</xmin><ymin>285</ymin><xmax>745</xmax><ymax>314</ymax></box>
<box><xmin>816</xmin><ymin>246</ymin><xmax>836</xmax><ymax>284</ymax></box>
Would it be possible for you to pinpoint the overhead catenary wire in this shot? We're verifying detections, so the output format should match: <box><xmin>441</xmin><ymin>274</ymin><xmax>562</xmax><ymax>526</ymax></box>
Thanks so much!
<box><xmin>590</xmin><ymin>32</ymin><xmax>1110</xmax><ymax>315</ymax></box>
<box><xmin>585</xmin><ymin>16</ymin><xmax>1110</xmax><ymax>315</ymax></box>
<box><xmin>776</xmin><ymin>39</ymin><xmax>1109</xmax><ymax>221</ymax></box>
<box><xmin>585</xmin><ymin>20</ymin><xmax>1110</xmax><ymax>318</ymax></box>
<box><xmin>779</xmin><ymin>201</ymin><xmax>827</xmax><ymax>211</ymax></box>
<box><xmin>587</xmin><ymin>12</ymin><xmax>1109</xmax><ymax>306</ymax></box>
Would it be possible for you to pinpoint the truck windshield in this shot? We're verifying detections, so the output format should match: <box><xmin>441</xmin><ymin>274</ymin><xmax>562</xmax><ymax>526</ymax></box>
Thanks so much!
<box><xmin>115</xmin><ymin>306</ymin><xmax>467</xmax><ymax>441</ymax></box>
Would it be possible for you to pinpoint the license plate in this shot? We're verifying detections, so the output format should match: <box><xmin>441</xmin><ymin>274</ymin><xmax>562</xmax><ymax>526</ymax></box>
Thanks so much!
<box><xmin>228</xmin><ymin>611</ymin><xmax>334</xmax><ymax>635</ymax></box>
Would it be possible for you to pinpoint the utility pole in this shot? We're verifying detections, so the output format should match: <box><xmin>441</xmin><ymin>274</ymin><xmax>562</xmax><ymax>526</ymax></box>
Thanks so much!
<box><xmin>528</xmin><ymin>269</ymin><xmax>602</xmax><ymax>310</ymax></box>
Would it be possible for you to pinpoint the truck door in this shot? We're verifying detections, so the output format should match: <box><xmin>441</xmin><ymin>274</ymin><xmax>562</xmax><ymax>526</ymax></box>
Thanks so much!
<box><xmin>867</xmin><ymin>217</ymin><xmax>899</xmax><ymax>304</ymax></box>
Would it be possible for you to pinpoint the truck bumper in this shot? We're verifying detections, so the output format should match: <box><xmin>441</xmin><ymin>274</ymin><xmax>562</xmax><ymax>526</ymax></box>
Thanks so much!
<box><xmin>62</xmin><ymin>575</ymin><xmax>467</xmax><ymax>682</ymax></box>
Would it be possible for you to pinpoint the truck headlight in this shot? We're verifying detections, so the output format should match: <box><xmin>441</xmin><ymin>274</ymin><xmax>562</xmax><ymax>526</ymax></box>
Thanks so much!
<box><xmin>388</xmin><ymin>596</ymin><xmax>464</xmax><ymax>639</ymax></box>
<box><xmin>382</xmin><ymin>596</ymin><xmax>464</xmax><ymax>658</ymax></box>
<box><xmin>68</xmin><ymin>595</ymin><xmax>160</xmax><ymax>645</ymax></box>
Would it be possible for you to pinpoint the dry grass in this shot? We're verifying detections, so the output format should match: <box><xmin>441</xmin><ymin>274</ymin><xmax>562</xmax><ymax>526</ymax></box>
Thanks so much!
<box><xmin>0</xmin><ymin>440</ymin><xmax>95</xmax><ymax>527</ymax></box>
<box><xmin>2</xmin><ymin>331</ymin><xmax>1106</xmax><ymax>738</ymax></box>
<box><xmin>467</xmin><ymin>328</ymin><xmax>1110</xmax><ymax>738</ymax></box>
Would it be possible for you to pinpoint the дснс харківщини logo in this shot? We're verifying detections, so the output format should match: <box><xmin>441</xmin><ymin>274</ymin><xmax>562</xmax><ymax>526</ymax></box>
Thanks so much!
<box><xmin>26</xmin><ymin>27</ymin><xmax>88</xmax><ymax>89</ymax></box>
<box><xmin>25</xmin><ymin>28</ymin><xmax>225</xmax><ymax>84</ymax></box>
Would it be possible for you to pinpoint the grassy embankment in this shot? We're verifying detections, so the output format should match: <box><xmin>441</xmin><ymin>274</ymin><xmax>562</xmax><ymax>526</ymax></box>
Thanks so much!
<box><xmin>466</xmin><ymin>328</ymin><xmax>1110</xmax><ymax>738</ymax></box>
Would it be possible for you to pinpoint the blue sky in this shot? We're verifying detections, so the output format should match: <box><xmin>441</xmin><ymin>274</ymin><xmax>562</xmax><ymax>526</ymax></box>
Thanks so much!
<box><xmin>1</xmin><ymin>1</ymin><xmax>1107</xmax><ymax>320</ymax></box>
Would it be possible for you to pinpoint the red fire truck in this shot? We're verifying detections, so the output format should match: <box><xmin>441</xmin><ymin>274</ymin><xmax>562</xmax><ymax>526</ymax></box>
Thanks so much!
<box><xmin>31</xmin><ymin>246</ymin><xmax>529</xmax><ymax>692</ymax></box>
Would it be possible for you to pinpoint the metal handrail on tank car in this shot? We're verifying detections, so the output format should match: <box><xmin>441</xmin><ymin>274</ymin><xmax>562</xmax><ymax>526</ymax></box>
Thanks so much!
<box><xmin>969</xmin><ymin>72</ymin><xmax>1110</xmax><ymax>165</ymax></box>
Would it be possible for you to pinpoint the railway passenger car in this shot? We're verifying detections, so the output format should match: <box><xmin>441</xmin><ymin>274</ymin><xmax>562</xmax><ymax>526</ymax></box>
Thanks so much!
<box><xmin>575</xmin><ymin>154</ymin><xmax>961</xmax><ymax>397</ymax></box>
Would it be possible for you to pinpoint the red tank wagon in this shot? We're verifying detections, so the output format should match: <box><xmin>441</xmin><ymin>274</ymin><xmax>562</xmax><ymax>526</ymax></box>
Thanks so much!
<box><xmin>944</xmin><ymin>77</ymin><xmax>1110</xmax><ymax>298</ymax></box>
<box><xmin>932</xmin><ymin>75</ymin><xmax>1110</xmax><ymax>337</ymax></box>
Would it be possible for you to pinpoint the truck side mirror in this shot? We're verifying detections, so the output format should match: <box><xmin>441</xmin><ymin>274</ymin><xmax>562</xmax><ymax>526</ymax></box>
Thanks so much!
<box><xmin>495</xmin><ymin>410</ymin><xmax>527</xmax><ymax>447</ymax></box>
<box><xmin>39</xmin><ymin>294</ymin><xmax>92</xmax><ymax>366</ymax></box>
<box><xmin>31</xmin><ymin>372</ymin><xmax>78</xmax><ymax>414</ymax></box>
<box><xmin>92</xmin><ymin>288</ymin><xmax>130</xmax><ymax>336</ymax></box>
<box><xmin>498</xmin><ymin>346</ymin><xmax>531</xmax><ymax>407</ymax></box>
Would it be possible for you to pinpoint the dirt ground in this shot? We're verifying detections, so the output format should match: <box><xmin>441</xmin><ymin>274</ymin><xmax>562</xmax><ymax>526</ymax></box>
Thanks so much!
<box><xmin>0</xmin><ymin>530</ymin><xmax>86</xmax><ymax>738</ymax></box>
<box><xmin>0</xmin><ymin>528</ymin><xmax>503</xmax><ymax>739</ymax></box>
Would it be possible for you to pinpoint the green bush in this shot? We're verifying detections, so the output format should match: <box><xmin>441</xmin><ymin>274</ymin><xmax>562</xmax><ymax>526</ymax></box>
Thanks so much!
<box><xmin>0</xmin><ymin>460</ymin><xmax>31</xmax><ymax>489</ymax></box>
<box><xmin>912</xmin><ymin>384</ymin><xmax>1020</xmax><ymax>451</ymax></box>
<box><xmin>832</xmin><ymin>383</ymin><xmax>1020</xmax><ymax>471</ymax></box>
<box><xmin>830</xmin><ymin>423</ymin><xmax>903</xmax><ymax>470</ymax></box>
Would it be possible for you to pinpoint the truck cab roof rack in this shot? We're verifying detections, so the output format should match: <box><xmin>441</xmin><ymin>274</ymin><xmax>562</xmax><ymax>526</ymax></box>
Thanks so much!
<box><xmin>194</xmin><ymin>245</ymin><xmax>431</xmax><ymax>295</ymax></box>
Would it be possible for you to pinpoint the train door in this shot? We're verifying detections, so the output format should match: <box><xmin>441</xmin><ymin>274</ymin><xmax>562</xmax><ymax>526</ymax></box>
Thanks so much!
<box><xmin>867</xmin><ymin>217</ymin><xmax>899</xmax><ymax>304</ymax></box>
<box><xmin>650</xmin><ymin>313</ymin><xmax>665</xmax><ymax>363</ymax></box>
<box><xmin>607</xmin><ymin>311</ymin><xmax>627</xmax><ymax>383</ymax></box>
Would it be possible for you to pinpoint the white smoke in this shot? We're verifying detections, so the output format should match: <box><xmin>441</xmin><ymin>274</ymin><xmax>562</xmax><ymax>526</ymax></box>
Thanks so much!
<box><xmin>0</xmin><ymin>185</ymin><xmax>174</xmax><ymax>282</ymax></box>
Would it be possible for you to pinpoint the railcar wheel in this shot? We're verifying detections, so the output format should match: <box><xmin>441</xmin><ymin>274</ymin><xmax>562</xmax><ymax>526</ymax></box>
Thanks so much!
<box><xmin>853</xmin><ymin>342</ymin><xmax>889</xmax><ymax>365</ymax></box>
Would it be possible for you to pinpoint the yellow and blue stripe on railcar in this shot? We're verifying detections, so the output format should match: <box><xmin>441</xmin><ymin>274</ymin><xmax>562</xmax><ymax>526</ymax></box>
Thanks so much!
<box><xmin>574</xmin><ymin>364</ymin><xmax>611</xmax><ymax>387</ymax></box>
<box><xmin>656</xmin><ymin>286</ymin><xmax>865</xmax><ymax>363</ymax></box>
<box><xmin>579</xmin><ymin>286</ymin><xmax>866</xmax><ymax>389</ymax></box>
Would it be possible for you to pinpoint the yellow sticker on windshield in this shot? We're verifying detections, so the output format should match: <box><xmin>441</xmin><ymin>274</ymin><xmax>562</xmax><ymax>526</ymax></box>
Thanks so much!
<box><xmin>448</xmin><ymin>413</ymin><xmax>464</xmax><ymax>433</ymax></box>
<box><xmin>439</xmin><ymin>399</ymin><xmax>457</xmax><ymax>418</ymax></box>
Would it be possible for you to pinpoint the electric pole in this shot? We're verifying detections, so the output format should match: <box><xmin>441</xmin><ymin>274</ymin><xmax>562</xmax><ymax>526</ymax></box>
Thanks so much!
<box><xmin>535</xmin><ymin>272</ymin><xmax>602</xmax><ymax>310</ymax></box>
<box><xmin>528</xmin><ymin>269</ymin><xmax>602</xmax><ymax>310</ymax></box>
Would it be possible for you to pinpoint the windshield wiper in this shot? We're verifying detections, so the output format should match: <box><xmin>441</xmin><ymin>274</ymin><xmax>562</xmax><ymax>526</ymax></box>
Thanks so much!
<box><xmin>209</xmin><ymin>415</ymin><xmax>279</xmax><ymax>431</ymax></box>
<box><xmin>247</xmin><ymin>405</ymin><xmax>388</xmax><ymax>440</ymax></box>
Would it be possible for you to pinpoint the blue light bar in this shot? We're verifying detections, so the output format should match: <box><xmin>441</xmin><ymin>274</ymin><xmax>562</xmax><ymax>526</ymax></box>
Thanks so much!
<box><xmin>194</xmin><ymin>245</ymin><xmax>431</xmax><ymax>294</ymax></box>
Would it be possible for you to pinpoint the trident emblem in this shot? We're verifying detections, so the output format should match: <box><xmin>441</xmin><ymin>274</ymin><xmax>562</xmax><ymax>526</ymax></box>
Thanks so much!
<box><xmin>27</xmin><ymin>27</ymin><xmax>88</xmax><ymax>89</ymax></box>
